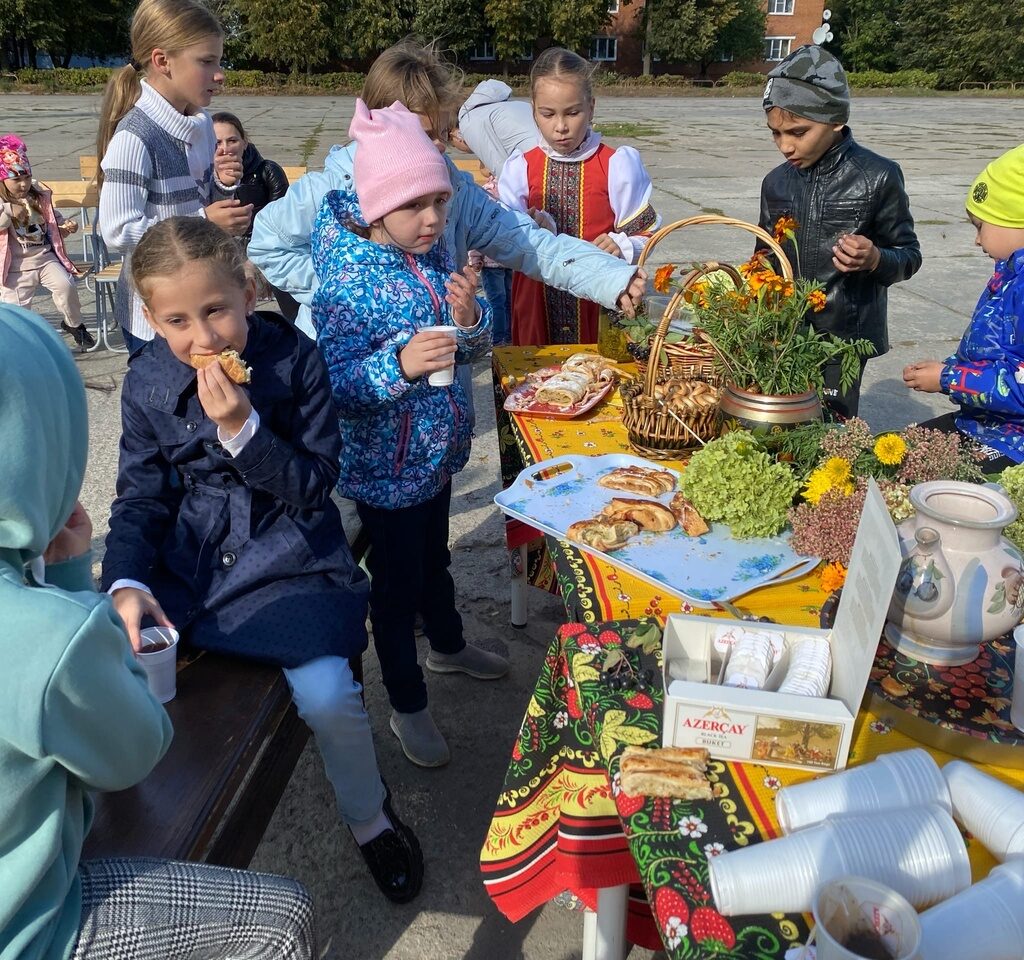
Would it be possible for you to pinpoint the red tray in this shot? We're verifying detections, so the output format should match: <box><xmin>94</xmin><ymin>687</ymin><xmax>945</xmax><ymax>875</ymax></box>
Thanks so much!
<box><xmin>503</xmin><ymin>366</ymin><xmax>617</xmax><ymax>420</ymax></box>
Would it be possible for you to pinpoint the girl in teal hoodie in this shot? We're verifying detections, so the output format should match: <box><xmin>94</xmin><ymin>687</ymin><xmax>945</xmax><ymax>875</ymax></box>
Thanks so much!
<box><xmin>0</xmin><ymin>305</ymin><xmax>315</xmax><ymax>960</ymax></box>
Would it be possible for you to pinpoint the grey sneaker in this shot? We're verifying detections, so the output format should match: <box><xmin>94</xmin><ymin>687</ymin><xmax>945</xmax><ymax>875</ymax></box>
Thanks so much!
<box><xmin>426</xmin><ymin>643</ymin><xmax>509</xmax><ymax>680</ymax></box>
<box><xmin>390</xmin><ymin>708</ymin><xmax>450</xmax><ymax>767</ymax></box>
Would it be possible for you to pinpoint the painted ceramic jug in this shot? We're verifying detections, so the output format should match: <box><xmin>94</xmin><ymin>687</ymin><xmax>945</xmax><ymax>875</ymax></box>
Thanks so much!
<box><xmin>885</xmin><ymin>480</ymin><xmax>1024</xmax><ymax>666</ymax></box>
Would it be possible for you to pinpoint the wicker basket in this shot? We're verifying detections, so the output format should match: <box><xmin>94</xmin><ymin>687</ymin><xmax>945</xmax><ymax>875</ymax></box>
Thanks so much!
<box><xmin>619</xmin><ymin>215</ymin><xmax>794</xmax><ymax>460</ymax></box>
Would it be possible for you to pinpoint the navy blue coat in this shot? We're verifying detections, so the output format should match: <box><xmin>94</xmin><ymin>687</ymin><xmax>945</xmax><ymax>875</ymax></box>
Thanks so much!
<box><xmin>101</xmin><ymin>311</ymin><xmax>369</xmax><ymax>668</ymax></box>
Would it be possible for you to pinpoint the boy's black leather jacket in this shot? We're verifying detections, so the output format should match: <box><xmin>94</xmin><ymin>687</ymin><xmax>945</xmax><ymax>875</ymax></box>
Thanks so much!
<box><xmin>758</xmin><ymin>128</ymin><xmax>922</xmax><ymax>356</ymax></box>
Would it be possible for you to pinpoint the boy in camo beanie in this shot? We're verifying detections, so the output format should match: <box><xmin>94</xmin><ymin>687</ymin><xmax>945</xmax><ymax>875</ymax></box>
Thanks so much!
<box><xmin>758</xmin><ymin>44</ymin><xmax>921</xmax><ymax>418</ymax></box>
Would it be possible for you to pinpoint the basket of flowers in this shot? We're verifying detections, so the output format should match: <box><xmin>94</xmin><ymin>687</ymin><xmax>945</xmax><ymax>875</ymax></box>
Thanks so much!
<box><xmin>618</xmin><ymin>214</ymin><xmax>795</xmax><ymax>459</ymax></box>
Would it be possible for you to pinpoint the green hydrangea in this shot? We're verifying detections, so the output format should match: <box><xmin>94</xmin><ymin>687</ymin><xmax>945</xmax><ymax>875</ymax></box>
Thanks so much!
<box><xmin>997</xmin><ymin>463</ymin><xmax>1024</xmax><ymax>549</ymax></box>
<box><xmin>682</xmin><ymin>430</ymin><xmax>799</xmax><ymax>538</ymax></box>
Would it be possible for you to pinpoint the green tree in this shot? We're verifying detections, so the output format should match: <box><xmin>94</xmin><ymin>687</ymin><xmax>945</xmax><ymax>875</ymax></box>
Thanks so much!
<box><xmin>547</xmin><ymin>0</ymin><xmax>613</xmax><ymax>57</ymax></box>
<box><xmin>412</xmin><ymin>0</ymin><xmax>484</xmax><ymax>58</ymax></box>
<box><xmin>235</xmin><ymin>0</ymin><xmax>334</xmax><ymax>74</ymax></box>
<box><xmin>646</xmin><ymin>0</ymin><xmax>765</xmax><ymax>77</ymax></box>
<box><xmin>899</xmin><ymin>0</ymin><xmax>1024</xmax><ymax>86</ymax></box>
<box><xmin>484</xmin><ymin>0</ymin><xmax>543</xmax><ymax>71</ymax></box>
<box><xmin>829</xmin><ymin>0</ymin><xmax>902</xmax><ymax>72</ymax></box>
<box><xmin>337</xmin><ymin>0</ymin><xmax>416</xmax><ymax>60</ymax></box>
<box><xmin>703</xmin><ymin>0</ymin><xmax>763</xmax><ymax>75</ymax></box>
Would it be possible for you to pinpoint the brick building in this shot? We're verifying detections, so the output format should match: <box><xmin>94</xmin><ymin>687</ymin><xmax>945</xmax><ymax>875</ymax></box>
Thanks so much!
<box><xmin>468</xmin><ymin>0</ymin><xmax>826</xmax><ymax>79</ymax></box>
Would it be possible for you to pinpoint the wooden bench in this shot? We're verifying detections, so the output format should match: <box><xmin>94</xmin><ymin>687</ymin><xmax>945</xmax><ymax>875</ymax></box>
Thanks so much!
<box><xmin>79</xmin><ymin>156</ymin><xmax>308</xmax><ymax>184</ymax></box>
<box><xmin>453</xmin><ymin>156</ymin><xmax>489</xmax><ymax>186</ymax></box>
<box><xmin>83</xmin><ymin>505</ymin><xmax>368</xmax><ymax>869</ymax></box>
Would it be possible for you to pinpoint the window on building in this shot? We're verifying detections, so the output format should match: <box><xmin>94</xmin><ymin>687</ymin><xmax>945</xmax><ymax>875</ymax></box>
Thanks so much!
<box><xmin>607</xmin><ymin>0</ymin><xmax>619</xmax><ymax>12</ymax></box>
<box><xmin>469</xmin><ymin>40</ymin><xmax>495</xmax><ymax>61</ymax></box>
<box><xmin>768</xmin><ymin>0</ymin><xmax>795</xmax><ymax>13</ymax></box>
<box><xmin>519</xmin><ymin>47</ymin><xmax>534</xmax><ymax>61</ymax></box>
<box><xmin>591</xmin><ymin>36</ymin><xmax>618</xmax><ymax>61</ymax></box>
<box><xmin>717</xmin><ymin>50</ymin><xmax>734</xmax><ymax>62</ymax></box>
<box><xmin>764</xmin><ymin>36</ymin><xmax>793</xmax><ymax>61</ymax></box>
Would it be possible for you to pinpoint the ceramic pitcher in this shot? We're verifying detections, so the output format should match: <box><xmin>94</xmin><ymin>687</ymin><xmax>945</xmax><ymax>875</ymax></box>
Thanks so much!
<box><xmin>886</xmin><ymin>480</ymin><xmax>1024</xmax><ymax>666</ymax></box>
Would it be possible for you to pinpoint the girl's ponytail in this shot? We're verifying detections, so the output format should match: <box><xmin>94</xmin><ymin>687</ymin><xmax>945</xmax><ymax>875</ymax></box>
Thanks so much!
<box><xmin>95</xmin><ymin>0</ymin><xmax>223</xmax><ymax>185</ymax></box>
<box><xmin>97</xmin><ymin>64</ymin><xmax>143</xmax><ymax>177</ymax></box>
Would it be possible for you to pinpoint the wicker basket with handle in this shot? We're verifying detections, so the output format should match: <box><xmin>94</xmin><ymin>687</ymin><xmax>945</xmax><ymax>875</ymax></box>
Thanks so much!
<box><xmin>619</xmin><ymin>215</ymin><xmax>794</xmax><ymax>460</ymax></box>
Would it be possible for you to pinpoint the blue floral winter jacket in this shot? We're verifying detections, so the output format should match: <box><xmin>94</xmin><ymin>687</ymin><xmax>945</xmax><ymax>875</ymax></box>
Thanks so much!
<box><xmin>312</xmin><ymin>190</ymin><xmax>492</xmax><ymax>509</ymax></box>
<box><xmin>940</xmin><ymin>248</ymin><xmax>1024</xmax><ymax>462</ymax></box>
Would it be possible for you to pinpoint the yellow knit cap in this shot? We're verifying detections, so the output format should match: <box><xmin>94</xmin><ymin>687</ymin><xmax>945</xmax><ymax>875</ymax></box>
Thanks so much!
<box><xmin>966</xmin><ymin>144</ymin><xmax>1024</xmax><ymax>228</ymax></box>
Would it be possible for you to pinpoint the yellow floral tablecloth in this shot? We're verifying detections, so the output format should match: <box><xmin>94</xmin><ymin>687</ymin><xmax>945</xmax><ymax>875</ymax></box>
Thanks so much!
<box><xmin>483</xmin><ymin>345</ymin><xmax>1023</xmax><ymax>957</ymax></box>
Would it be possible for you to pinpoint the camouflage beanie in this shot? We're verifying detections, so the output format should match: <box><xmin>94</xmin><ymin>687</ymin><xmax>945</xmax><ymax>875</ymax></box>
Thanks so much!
<box><xmin>762</xmin><ymin>45</ymin><xmax>850</xmax><ymax>125</ymax></box>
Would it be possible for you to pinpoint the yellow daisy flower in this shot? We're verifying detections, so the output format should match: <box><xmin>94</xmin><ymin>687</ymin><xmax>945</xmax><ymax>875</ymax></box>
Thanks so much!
<box><xmin>822</xmin><ymin>457</ymin><xmax>852</xmax><ymax>485</ymax></box>
<box><xmin>802</xmin><ymin>468</ymin><xmax>832</xmax><ymax>505</ymax></box>
<box><xmin>874</xmin><ymin>434</ymin><xmax>907</xmax><ymax>466</ymax></box>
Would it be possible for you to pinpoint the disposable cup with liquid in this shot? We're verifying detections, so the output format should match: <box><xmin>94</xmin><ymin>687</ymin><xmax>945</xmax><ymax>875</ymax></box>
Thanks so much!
<box><xmin>137</xmin><ymin>626</ymin><xmax>179</xmax><ymax>704</ymax></box>
<box><xmin>775</xmin><ymin>748</ymin><xmax>950</xmax><ymax>834</ymax></box>
<box><xmin>824</xmin><ymin>804</ymin><xmax>971</xmax><ymax>909</ymax></box>
<box><xmin>943</xmin><ymin>760</ymin><xmax>1024</xmax><ymax>861</ymax></box>
<box><xmin>918</xmin><ymin>859</ymin><xmax>1024</xmax><ymax>960</ymax></box>
<box><xmin>426</xmin><ymin>326</ymin><xmax>459</xmax><ymax>387</ymax></box>
<box><xmin>812</xmin><ymin>876</ymin><xmax>921</xmax><ymax>960</ymax></box>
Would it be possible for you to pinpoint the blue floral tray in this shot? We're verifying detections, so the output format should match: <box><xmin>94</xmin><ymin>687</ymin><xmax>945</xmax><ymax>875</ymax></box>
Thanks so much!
<box><xmin>495</xmin><ymin>453</ymin><xmax>818</xmax><ymax>608</ymax></box>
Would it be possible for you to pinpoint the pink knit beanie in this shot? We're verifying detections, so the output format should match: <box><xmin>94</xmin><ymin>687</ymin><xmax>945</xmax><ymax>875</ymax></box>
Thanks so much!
<box><xmin>0</xmin><ymin>135</ymin><xmax>31</xmax><ymax>180</ymax></box>
<box><xmin>349</xmin><ymin>100</ymin><xmax>451</xmax><ymax>224</ymax></box>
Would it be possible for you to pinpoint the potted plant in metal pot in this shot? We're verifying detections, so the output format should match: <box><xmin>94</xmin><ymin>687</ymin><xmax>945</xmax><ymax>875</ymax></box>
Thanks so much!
<box><xmin>659</xmin><ymin>218</ymin><xmax>874</xmax><ymax>431</ymax></box>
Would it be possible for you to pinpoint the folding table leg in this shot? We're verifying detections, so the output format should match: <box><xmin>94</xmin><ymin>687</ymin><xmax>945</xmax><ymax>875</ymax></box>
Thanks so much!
<box><xmin>582</xmin><ymin>884</ymin><xmax>628</xmax><ymax>960</ymax></box>
<box><xmin>510</xmin><ymin>543</ymin><xmax>528</xmax><ymax>628</ymax></box>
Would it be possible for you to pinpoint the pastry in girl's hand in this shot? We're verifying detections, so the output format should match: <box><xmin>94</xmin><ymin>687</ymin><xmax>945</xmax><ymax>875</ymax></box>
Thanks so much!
<box><xmin>565</xmin><ymin>518</ymin><xmax>639</xmax><ymax>552</ymax></box>
<box><xmin>601</xmin><ymin>497</ymin><xmax>677</xmax><ymax>532</ymax></box>
<box><xmin>189</xmin><ymin>349</ymin><xmax>251</xmax><ymax>384</ymax></box>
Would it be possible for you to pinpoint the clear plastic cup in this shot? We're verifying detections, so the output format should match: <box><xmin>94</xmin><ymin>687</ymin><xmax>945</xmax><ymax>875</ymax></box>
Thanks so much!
<box><xmin>1011</xmin><ymin>625</ymin><xmax>1024</xmax><ymax>733</ymax></box>
<box><xmin>426</xmin><ymin>326</ymin><xmax>459</xmax><ymax>387</ymax></box>
<box><xmin>919</xmin><ymin>859</ymin><xmax>1024</xmax><ymax>960</ymax></box>
<box><xmin>710</xmin><ymin>803</ymin><xmax>969</xmax><ymax>916</ymax></box>
<box><xmin>943</xmin><ymin>760</ymin><xmax>1024</xmax><ymax>861</ymax></box>
<box><xmin>776</xmin><ymin>748</ymin><xmax>950</xmax><ymax>834</ymax></box>
<box><xmin>825</xmin><ymin>804</ymin><xmax>971</xmax><ymax>909</ymax></box>
<box><xmin>137</xmin><ymin>626</ymin><xmax>179</xmax><ymax>703</ymax></box>
<box><xmin>813</xmin><ymin>876</ymin><xmax>921</xmax><ymax>960</ymax></box>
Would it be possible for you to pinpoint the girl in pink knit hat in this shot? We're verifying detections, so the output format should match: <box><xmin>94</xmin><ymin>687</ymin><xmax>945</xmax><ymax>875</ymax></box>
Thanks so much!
<box><xmin>311</xmin><ymin>100</ymin><xmax>504</xmax><ymax>769</ymax></box>
<box><xmin>0</xmin><ymin>135</ymin><xmax>95</xmax><ymax>350</ymax></box>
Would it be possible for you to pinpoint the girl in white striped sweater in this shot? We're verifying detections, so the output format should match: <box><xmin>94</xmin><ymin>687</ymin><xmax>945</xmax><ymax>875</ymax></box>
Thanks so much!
<box><xmin>97</xmin><ymin>0</ymin><xmax>252</xmax><ymax>352</ymax></box>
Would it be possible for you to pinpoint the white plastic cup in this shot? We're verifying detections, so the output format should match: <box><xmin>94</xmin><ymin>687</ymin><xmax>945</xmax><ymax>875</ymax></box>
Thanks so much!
<box><xmin>776</xmin><ymin>749</ymin><xmax>950</xmax><ymax>834</ymax></box>
<box><xmin>943</xmin><ymin>760</ymin><xmax>1024</xmax><ymax>861</ymax></box>
<box><xmin>918</xmin><ymin>859</ymin><xmax>1024</xmax><ymax>960</ymax></box>
<box><xmin>709</xmin><ymin>803</ymin><xmax>969</xmax><ymax>916</ymax></box>
<box><xmin>813</xmin><ymin>876</ymin><xmax>921</xmax><ymax>960</ymax></box>
<box><xmin>137</xmin><ymin>626</ymin><xmax>179</xmax><ymax>704</ymax></box>
<box><xmin>825</xmin><ymin>804</ymin><xmax>971</xmax><ymax>909</ymax></box>
<box><xmin>709</xmin><ymin>819</ymin><xmax>844</xmax><ymax>915</ymax></box>
<box><xmin>426</xmin><ymin>325</ymin><xmax>459</xmax><ymax>387</ymax></box>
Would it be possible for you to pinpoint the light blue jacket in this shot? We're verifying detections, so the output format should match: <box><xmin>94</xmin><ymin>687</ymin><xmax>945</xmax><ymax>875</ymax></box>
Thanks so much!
<box><xmin>249</xmin><ymin>142</ymin><xmax>638</xmax><ymax>336</ymax></box>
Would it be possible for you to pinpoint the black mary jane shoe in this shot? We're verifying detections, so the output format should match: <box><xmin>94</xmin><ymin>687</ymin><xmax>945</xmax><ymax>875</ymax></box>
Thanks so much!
<box><xmin>353</xmin><ymin>792</ymin><xmax>424</xmax><ymax>904</ymax></box>
<box><xmin>61</xmin><ymin>321</ymin><xmax>96</xmax><ymax>351</ymax></box>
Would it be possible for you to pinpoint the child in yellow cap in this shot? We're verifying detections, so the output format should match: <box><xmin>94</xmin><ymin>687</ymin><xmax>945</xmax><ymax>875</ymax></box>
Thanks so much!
<box><xmin>904</xmin><ymin>144</ymin><xmax>1024</xmax><ymax>469</ymax></box>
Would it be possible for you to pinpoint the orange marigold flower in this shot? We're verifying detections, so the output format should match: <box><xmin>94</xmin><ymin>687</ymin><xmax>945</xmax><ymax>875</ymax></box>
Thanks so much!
<box><xmin>654</xmin><ymin>263</ymin><xmax>676</xmax><ymax>294</ymax></box>
<box><xmin>773</xmin><ymin>215</ymin><xmax>799</xmax><ymax>242</ymax></box>
<box><xmin>820</xmin><ymin>561</ymin><xmax>847</xmax><ymax>593</ymax></box>
<box><xmin>745</xmin><ymin>271</ymin><xmax>766</xmax><ymax>294</ymax></box>
<box><xmin>807</xmin><ymin>289</ymin><xmax>827</xmax><ymax>312</ymax></box>
<box><xmin>740</xmin><ymin>252</ymin><xmax>771</xmax><ymax>277</ymax></box>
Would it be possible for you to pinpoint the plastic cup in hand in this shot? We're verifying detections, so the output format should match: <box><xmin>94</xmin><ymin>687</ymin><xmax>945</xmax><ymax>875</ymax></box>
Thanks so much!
<box><xmin>426</xmin><ymin>325</ymin><xmax>459</xmax><ymax>387</ymax></box>
<box><xmin>943</xmin><ymin>760</ymin><xmax>1024</xmax><ymax>861</ymax></box>
<box><xmin>709</xmin><ymin>803</ymin><xmax>969</xmax><ymax>916</ymax></box>
<box><xmin>918</xmin><ymin>859</ymin><xmax>1024</xmax><ymax>960</ymax></box>
<box><xmin>813</xmin><ymin>876</ymin><xmax>921</xmax><ymax>960</ymax></box>
<box><xmin>776</xmin><ymin>748</ymin><xmax>950</xmax><ymax>834</ymax></box>
<box><xmin>137</xmin><ymin>626</ymin><xmax>179</xmax><ymax>704</ymax></box>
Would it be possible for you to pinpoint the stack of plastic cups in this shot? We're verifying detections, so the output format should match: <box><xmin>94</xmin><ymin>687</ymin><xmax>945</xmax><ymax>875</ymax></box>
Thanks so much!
<box><xmin>813</xmin><ymin>876</ymin><xmax>921</xmax><ymax>960</ymax></box>
<box><xmin>943</xmin><ymin>760</ymin><xmax>1024</xmax><ymax>861</ymax></box>
<box><xmin>775</xmin><ymin>748</ymin><xmax>951</xmax><ymax>834</ymax></box>
<box><xmin>708</xmin><ymin>803</ymin><xmax>970</xmax><ymax>916</ymax></box>
<box><xmin>918</xmin><ymin>859</ymin><xmax>1024</xmax><ymax>960</ymax></box>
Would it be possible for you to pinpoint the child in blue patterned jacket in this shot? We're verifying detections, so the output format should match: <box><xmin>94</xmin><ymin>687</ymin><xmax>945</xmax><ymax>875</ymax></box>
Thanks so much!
<box><xmin>312</xmin><ymin>100</ymin><xmax>506</xmax><ymax>769</ymax></box>
<box><xmin>904</xmin><ymin>144</ymin><xmax>1024</xmax><ymax>470</ymax></box>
